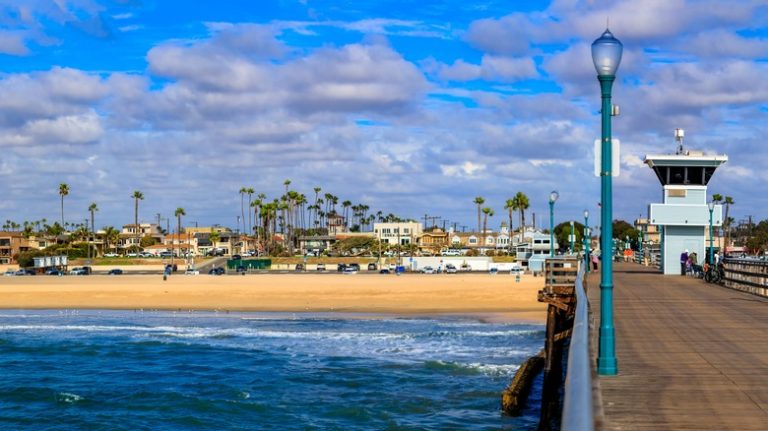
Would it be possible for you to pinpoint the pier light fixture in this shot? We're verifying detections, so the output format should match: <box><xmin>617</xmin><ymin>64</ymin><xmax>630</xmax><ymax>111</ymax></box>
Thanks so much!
<box><xmin>593</xmin><ymin>27</ymin><xmax>623</xmax><ymax>376</ymax></box>
<box><xmin>708</xmin><ymin>201</ymin><xmax>715</xmax><ymax>265</ymax></box>
<box><xmin>549</xmin><ymin>191</ymin><xmax>559</xmax><ymax>257</ymax></box>
<box><xmin>584</xmin><ymin>210</ymin><xmax>590</xmax><ymax>272</ymax></box>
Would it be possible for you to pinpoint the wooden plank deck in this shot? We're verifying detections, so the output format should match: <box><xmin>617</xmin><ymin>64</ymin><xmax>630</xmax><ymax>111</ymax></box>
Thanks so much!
<box><xmin>587</xmin><ymin>262</ymin><xmax>768</xmax><ymax>430</ymax></box>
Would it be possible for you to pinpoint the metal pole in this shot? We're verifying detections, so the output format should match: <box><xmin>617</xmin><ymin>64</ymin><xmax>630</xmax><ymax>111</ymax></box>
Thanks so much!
<box><xmin>584</xmin><ymin>214</ymin><xmax>590</xmax><ymax>273</ymax></box>
<box><xmin>549</xmin><ymin>201</ymin><xmax>555</xmax><ymax>257</ymax></box>
<box><xmin>598</xmin><ymin>74</ymin><xmax>617</xmax><ymax>375</ymax></box>
<box><xmin>708</xmin><ymin>208</ymin><xmax>714</xmax><ymax>265</ymax></box>
<box><xmin>570</xmin><ymin>221</ymin><xmax>575</xmax><ymax>254</ymax></box>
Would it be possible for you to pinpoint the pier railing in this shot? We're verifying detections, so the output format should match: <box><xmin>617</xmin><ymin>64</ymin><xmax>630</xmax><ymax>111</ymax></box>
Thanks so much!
<box><xmin>561</xmin><ymin>264</ymin><xmax>595</xmax><ymax>431</ymax></box>
<box><xmin>722</xmin><ymin>258</ymin><xmax>768</xmax><ymax>298</ymax></box>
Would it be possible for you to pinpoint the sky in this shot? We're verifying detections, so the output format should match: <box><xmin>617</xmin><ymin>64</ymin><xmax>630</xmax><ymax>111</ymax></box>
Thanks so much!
<box><xmin>1</xmin><ymin>0</ymin><xmax>767</xmax><ymax>232</ymax></box>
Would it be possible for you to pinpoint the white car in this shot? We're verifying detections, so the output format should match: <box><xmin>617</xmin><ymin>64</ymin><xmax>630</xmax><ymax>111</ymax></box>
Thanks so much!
<box><xmin>126</xmin><ymin>252</ymin><xmax>138</xmax><ymax>257</ymax></box>
<box><xmin>104</xmin><ymin>252</ymin><xmax>119</xmax><ymax>258</ymax></box>
<box><xmin>4</xmin><ymin>270</ymin><xmax>16</xmax><ymax>276</ymax></box>
<box><xmin>445</xmin><ymin>264</ymin><xmax>458</xmax><ymax>274</ymax></box>
<box><xmin>420</xmin><ymin>266</ymin><xmax>435</xmax><ymax>274</ymax></box>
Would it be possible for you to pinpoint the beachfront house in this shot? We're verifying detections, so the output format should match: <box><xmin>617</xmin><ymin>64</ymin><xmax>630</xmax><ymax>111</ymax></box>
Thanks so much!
<box><xmin>0</xmin><ymin>232</ymin><xmax>39</xmax><ymax>264</ymax></box>
<box><xmin>514</xmin><ymin>231</ymin><xmax>557</xmax><ymax>268</ymax></box>
<box><xmin>373</xmin><ymin>222</ymin><xmax>422</xmax><ymax>247</ymax></box>
<box><xmin>119</xmin><ymin>223</ymin><xmax>164</xmax><ymax>251</ymax></box>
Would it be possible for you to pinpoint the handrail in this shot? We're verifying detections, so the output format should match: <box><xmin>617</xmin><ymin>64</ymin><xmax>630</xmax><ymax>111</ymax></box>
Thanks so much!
<box><xmin>561</xmin><ymin>264</ymin><xmax>594</xmax><ymax>431</ymax></box>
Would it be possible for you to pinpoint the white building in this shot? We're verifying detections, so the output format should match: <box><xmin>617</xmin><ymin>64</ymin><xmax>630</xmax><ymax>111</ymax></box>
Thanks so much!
<box><xmin>373</xmin><ymin>222</ymin><xmax>422</xmax><ymax>246</ymax></box>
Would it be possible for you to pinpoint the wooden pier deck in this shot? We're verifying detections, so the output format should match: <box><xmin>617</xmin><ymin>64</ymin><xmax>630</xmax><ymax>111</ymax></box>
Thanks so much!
<box><xmin>587</xmin><ymin>262</ymin><xmax>768</xmax><ymax>430</ymax></box>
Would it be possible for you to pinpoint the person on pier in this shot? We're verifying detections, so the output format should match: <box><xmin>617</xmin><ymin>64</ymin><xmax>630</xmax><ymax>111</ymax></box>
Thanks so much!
<box><xmin>680</xmin><ymin>249</ymin><xmax>689</xmax><ymax>276</ymax></box>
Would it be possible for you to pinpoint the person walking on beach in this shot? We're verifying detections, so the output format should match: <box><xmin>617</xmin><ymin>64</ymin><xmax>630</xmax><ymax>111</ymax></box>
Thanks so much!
<box><xmin>680</xmin><ymin>249</ymin><xmax>689</xmax><ymax>276</ymax></box>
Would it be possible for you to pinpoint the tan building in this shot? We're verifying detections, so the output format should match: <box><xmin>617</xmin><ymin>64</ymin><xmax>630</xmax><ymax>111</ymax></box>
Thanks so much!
<box><xmin>120</xmin><ymin>223</ymin><xmax>164</xmax><ymax>250</ymax></box>
<box><xmin>0</xmin><ymin>232</ymin><xmax>38</xmax><ymax>264</ymax></box>
<box><xmin>418</xmin><ymin>229</ymin><xmax>449</xmax><ymax>254</ymax></box>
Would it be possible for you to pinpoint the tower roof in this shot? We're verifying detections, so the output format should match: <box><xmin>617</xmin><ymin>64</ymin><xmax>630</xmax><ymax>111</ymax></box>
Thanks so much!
<box><xmin>644</xmin><ymin>152</ymin><xmax>727</xmax><ymax>186</ymax></box>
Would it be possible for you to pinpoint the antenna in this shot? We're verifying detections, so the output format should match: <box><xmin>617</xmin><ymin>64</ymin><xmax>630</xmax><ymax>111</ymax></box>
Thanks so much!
<box><xmin>674</xmin><ymin>128</ymin><xmax>685</xmax><ymax>155</ymax></box>
<box><xmin>606</xmin><ymin>17</ymin><xmax>610</xmax><ymax>29</ymax></box>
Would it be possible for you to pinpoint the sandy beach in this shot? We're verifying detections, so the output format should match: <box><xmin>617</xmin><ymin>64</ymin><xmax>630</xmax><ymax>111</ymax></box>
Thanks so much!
<box><xmin>0</xmin><ymin>273</ymin><xmax>546</xmax><ymax>323</ymax></box>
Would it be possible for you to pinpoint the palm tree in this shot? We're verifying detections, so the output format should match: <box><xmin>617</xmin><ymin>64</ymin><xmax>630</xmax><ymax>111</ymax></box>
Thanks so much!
<box><xmin>246</xmin><ymin>187</ymin><xmax>254</xmax><ymax>234</ymax></box>
<box><xmin>59</xmin><ymin>183</ymin><xmax>70</xmax><ymax>227</ymax></box>
<box><xmin>175</xmin><ymin>207</ymin><xmax>186</xmax><ymax>258</ymax></box>
<box><xmin>473</xmin><ymin>197</ymin><xmax>485</xmax><ymax>233</ymax></box>
<box><xmin>132</xmin><ymin>190</ymin><xmax>144</xmax><ymax>252</ymax></box>
<box><xmin>102</xmin><ymin>226</ymin><xmax>119</xmax><ymax>254</ymax></box>
<box><xmin>342</xmin><ymin>200</ymin><xmax>352</xmax><ymax>229</ymax></box>
<box><xmin>482</xmin><ymin>207</ymin><xmax>493</xmax><ymax>251</ymax></box>
<box><xmin>504</xmin><ymin>198</ymin><xmax>515</xmax><ymax>252</ymax></box>
<box><xmin>512</xmin><ymin>192</ymin><xmax>530</xmax><ymax>243</ymax></box>
<box><xmin>239</xmin><ymin>187</ymin><xmax>247</xmax><ymax>233</ymax></box>
<box><xmin>209</xmin><ymin>229</ymin><xmax>221</xmax><ymax>255</ymax></box>
<box><xmin>724</xmin><ymin>196</ymin><xmax>734</xmax><ymax>247</ymax></box>
<box><xmin>88</xmin><ymin>202</ymin><xmax>98</xmax><ymax>257</ymax></box>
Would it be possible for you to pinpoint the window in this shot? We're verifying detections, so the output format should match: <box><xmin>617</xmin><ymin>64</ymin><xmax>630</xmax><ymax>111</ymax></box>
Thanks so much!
<box><xmin>468</xmin><ymin>236</ymin><xmax>477</xmax><ymax>244</ymax></box>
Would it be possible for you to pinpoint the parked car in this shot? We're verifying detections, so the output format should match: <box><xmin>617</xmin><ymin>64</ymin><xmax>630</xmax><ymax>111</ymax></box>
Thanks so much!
<box><xmin>185</xmin><ymin>268</ymin><xmax>200</xmax><ymax>275</ymax></box>
<box><xmin>489</xmin><ymin>267</ymin><xmax>499</xmax><ymax>275</ymax></box>
<box><xmin>295</xmin><ymin>263</ymin><xmax>304</xmax><ymax>272</ymax></box>
<box><xmin>108</xmin><ymin>269</ymin><xmax>123</xmax><ymax>275</ymax></box>
<box><xmin>510</xmin><ymin>267</ymin><xmax>524</xmax><ymax>275</ymax></box>
<box><xmin>45</xmin><ymin>269</ymin><xmax>63</xmax><ymax>276</ymax></box>
<box><xmin>342</xmin><ymin>265</ymin><xmax>358</xmax><ymax>274</ymax></box>
<box><xmin>209</xmin><ymin>267</ymin><xmax>225</xmax><ymax>275</ymax></box>
<box><xmin>337</xmin><ymin>263</ymin><xmax>347</xmax><ymax>272</ymax></box>
<box><xmin>104</xmin><ymin>252</ymin><xmax>119</xmax><ymax>258</ymax></box>
<box><xmin>3</xmin><ymin>270</ymin><xmax>15</xmax><ymax>276</ymax></box>
<box><xmin>347</xmin><ymin>263</ymin><xmax>360</xmax><ymax>272</ymax></box>
<box><xmin>445</xmin><ymin>264</ymin><xmax>458</xmax><ymax>274</ymax></box>
<box><xmin>379</xmin><ymin>268</ymin><xmax>390</xmax><ymax>274</ymax></box>
<box><xmin>14</xmin><ymin>269</ymin><xmax>28</xmax><ymax>276</ymax></box>
<box><xmin>232</xmin><ymin>254</ymin><xmax>242</xmax><ymax>261</ymax></box>
<box><xmin>367</xmin><ymin>263</ymin><xmax>377</xmax><ymax>271</ymax></box>
<box><xmin>159</xmin><ymin>251</ymin><xmax>173</xmax><ymax>258</ymax></box>
<box><xmin>460</xmin><ymin>263</ymin><xmax>472</xmax><ymax>272</ymax></box>
<box><xmin>316</xmin><ymin>263</ymin><xmax>326</xmax><ymax>271</ymax></box>
<box><xmin>69</xmin><ymin>267</ymin><xmax>89</xmax><ymax>275</ymax></box>
<box><xmin>420</xmin><ymin>266</ymin><xmax>435</xmax><ymax>274</ymax></box>
<box><xmin>441</xmin><ymin>249</ymin><xmax>462</xmax><ymax>256</ymax></box>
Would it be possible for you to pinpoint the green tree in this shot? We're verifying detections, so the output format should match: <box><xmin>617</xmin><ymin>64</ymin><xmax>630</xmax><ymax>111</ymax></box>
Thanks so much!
<box><xmin>58</xmin><ymin>183</ymin><xmax>70</xmax><ymax>227</ymax></box>
<box><xmin>175</xmin><ymin>207</ymin><xmax>186</xmax><ymax>256</ymax></box>
<box><xmin>482</xmin><ymin>207</ymin><xmax>493</xmax><ymax>250</ymax></box>
<box><xmin>246</xmin><ymin>187</ymin><xmax>255</xmax><ymax>234</ymax></box>
<box><xmin>504</xmin><ymin>198</ymin><xmax>515</xmax><ymax>252</ymax></box>
<box><xmin>723</xmin><ymin>196</ymin><xmax>734</xmax><ymax>246</ymax></box>
<box><xmin>554</xmin><ymin>221</ymin><xmax>585</xmax><ymax>253</ymax></box>
<box><xmin>132</xmin><ymin>190</ymin><xmax>144</xmax><ymax>251</ymax></box>
<box><xmin>473</xmin><ymin>196</ymin><xmax>485</xmax><ymax>233</ymax></box>
<box><xmin>88</xmin><ymin>202</ymin><xmax>98</xmax><ymax>257</ymax></box>
<box><xmin>239</xmin><ymin>187</ymin><xmax>247</xmax><ymax>233</ymax></box>
<box><xmin>512</xmin><ymin>192</ymin><xmax>530</xmax><ymax>243</ymax></box>
<box><xmin>102</xmin><ymin>226</ymin><xmax>119</xmax><ymax>253</ymax></box>
<box><xmin>209</xmin><ymin>229</ymin><xmax>221</xmax><ymax>254</ymax></box>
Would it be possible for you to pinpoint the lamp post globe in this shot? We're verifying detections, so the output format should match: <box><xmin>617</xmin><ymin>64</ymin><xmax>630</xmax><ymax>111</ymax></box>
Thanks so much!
<box><xmin>593</xmin><ymin>28</ymin><xmax>622</xmax><ymax>376</ymax></box>
<box><xmin>549</xmin><ymin>191</ymin><xmax>559</xmax><ymax>257</ymax></box>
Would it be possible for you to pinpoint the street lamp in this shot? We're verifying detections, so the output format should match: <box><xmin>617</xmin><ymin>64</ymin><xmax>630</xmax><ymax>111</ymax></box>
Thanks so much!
<box><xmin>593</xmin><ymin>27</ymin><xmax>622</xmax><ymax>376</ymax></box>
<box><xmin>569</xmin><ymin>221</ymin><xmax>575</xmax><ymax>254</ymax></box>
<box><xmin>584</xmin><ymin>210</ymin><xmax>590</xmax><ymax>272</ymax></box>
<box><xmin>549</xmin><ymin>190</ymin><xmax>559</xmax><ymax>257</ymax></box>
<box><xmin>708</xmin><ymin>201</ymin><xmax>715</xmax><ymax>264</ymax></box>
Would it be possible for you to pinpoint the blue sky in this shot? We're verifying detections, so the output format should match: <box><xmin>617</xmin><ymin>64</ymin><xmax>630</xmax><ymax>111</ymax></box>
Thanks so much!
<box><xmin>1</xmin><ymin>0</ymin><xmax>767</xmax><ymax>231</ymax></box>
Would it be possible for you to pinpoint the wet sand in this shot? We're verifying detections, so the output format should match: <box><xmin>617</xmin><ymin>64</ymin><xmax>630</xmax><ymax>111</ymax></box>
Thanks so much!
<box><xmin>0</xmin><ymin>273</ymin><xmax>546</xmax><ymax>323</ymax></box>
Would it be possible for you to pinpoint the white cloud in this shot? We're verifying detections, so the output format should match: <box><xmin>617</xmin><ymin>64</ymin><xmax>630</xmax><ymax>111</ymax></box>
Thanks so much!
<box><xmin>440</xmin><ymin>161</ymin><xmax>486</xmax><ymax>177</ymax></box>
<box><xmin>438</xmin><ymin>55</ymin><xmax>538</xmax><ymax>82</ymax></box>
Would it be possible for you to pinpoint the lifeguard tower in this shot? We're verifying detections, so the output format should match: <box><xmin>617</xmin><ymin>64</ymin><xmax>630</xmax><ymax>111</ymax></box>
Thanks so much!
<box><xmin>644</xmin><ymin>129</ymin><xmax>727</xmax><ymax>275</ymax></box>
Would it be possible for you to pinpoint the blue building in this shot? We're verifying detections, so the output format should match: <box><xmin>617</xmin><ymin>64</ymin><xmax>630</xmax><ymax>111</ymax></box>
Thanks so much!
<box><xmin>644</xmin><ymin>150</ymin><xmax>727</xmax><ymax>275</ymax></box>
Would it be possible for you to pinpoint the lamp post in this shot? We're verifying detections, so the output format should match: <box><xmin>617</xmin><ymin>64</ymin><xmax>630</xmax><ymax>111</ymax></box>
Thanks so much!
<box><xmin>584</xmin><ymin>210</ymin><xmax>590</xmax><ymax>272</ymax></box>
<box><xmin>708</xmin><ymin>201</ymin><xmax>715</xmax><ymax>265</ymax></box>
<box><xmin>549</xmin><ymin>191</ymin><xmax>559</xmax><ymax>257</ymax></box>
<box><xmin>569</xmin><ymin>221</ymin><xmax>575</xmax><ymax>254</ymax></box>
<box><xmin>638</xmin><ymin>230</ymin><xmax>644</xmax><ymax>264</ymax></box>
<box><xmin>592</xmin><ymin>28</ymin><xmax>622</xmax><ymax>376</ymax></box>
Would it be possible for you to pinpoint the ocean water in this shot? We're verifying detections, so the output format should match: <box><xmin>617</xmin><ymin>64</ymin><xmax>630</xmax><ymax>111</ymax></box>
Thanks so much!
<box><xmin>0</xmin><ymin>311</ymin><xmax>544</xmax><ymax>430</ymax></box>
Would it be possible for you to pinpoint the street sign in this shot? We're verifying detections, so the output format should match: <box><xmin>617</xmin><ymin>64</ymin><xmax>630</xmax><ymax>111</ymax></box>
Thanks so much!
<box><xmin>594</xmin><ymin>139</ymin><xmax>620</xmax><ymax>177</ymax></box>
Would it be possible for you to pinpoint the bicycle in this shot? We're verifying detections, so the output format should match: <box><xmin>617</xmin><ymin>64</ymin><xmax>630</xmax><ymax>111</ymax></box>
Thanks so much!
<box><xmin>703</xmin><ymin>262</ymin><xmax>724</xmax><ymax>284</ymax></box>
